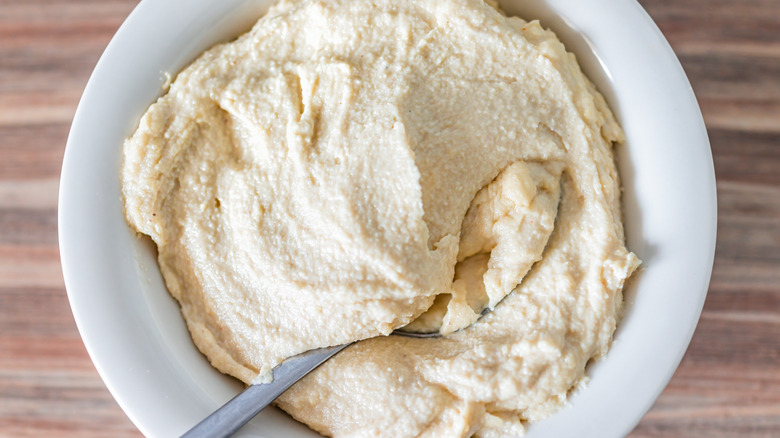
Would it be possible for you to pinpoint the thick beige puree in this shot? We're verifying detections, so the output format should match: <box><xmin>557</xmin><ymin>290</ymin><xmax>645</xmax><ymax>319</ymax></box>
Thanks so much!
<box><xmin>121</xmin><ymin>0</ymin><xmax>640</xmax><ymax>435</ymax></box>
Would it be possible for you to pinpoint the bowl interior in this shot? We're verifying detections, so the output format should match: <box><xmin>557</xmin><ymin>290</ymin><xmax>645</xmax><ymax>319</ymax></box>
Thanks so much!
<box><xmin>59</xmin><ymin>0</ymin><xmax>716</xmax><ymax>437</ymax></box>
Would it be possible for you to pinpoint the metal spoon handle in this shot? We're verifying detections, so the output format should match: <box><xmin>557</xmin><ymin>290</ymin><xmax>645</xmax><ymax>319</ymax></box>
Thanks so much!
<box><xmin>181</xmin><ymin>343</ymin><xmax>350</xmax><ymax>438</ymax></box>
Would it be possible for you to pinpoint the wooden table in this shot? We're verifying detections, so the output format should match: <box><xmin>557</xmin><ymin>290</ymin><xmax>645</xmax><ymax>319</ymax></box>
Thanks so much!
<box><xmin>1</xmin><ymin>0</ymin><xmax>778</xmax><ymax>436</ymax></box>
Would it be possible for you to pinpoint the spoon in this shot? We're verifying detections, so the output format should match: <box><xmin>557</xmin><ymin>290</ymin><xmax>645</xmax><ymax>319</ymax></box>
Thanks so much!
<box><xmin>180</xmin><ymin>343</ymin><xmax>352</xmax><ymax>438</ymax></box>
<box><xmin>180</xmin><ymin>311</ymin><xmax>486</xmax><ymax>437</ymax></box>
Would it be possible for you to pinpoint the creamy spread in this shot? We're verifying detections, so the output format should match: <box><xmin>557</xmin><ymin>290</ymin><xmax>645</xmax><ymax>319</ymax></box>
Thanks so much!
<box><xmin>121</xmin><ymin>0</ymin><xmax>640</xmax><ymax>435</ymax></box>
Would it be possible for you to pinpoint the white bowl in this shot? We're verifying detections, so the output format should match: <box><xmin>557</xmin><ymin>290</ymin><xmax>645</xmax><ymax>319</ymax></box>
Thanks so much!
<box><xmin>59</xmin><ymin>0</ymin><xmax>717</xmax><ymax>436</ymax></box>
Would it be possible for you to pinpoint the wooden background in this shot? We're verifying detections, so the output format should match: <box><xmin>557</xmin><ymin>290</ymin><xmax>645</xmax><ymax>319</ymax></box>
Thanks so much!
<box><xmin>0</xmin><ymin>0</ymin><xmax>778</xmax><ymax>436</ymax></box>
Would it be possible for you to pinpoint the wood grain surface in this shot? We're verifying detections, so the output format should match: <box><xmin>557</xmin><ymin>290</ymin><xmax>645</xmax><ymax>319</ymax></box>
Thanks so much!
<box><xmin>0</xmin><ymin>0</ymin><xmax>778</xmax><ymax>436</ymax></box>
